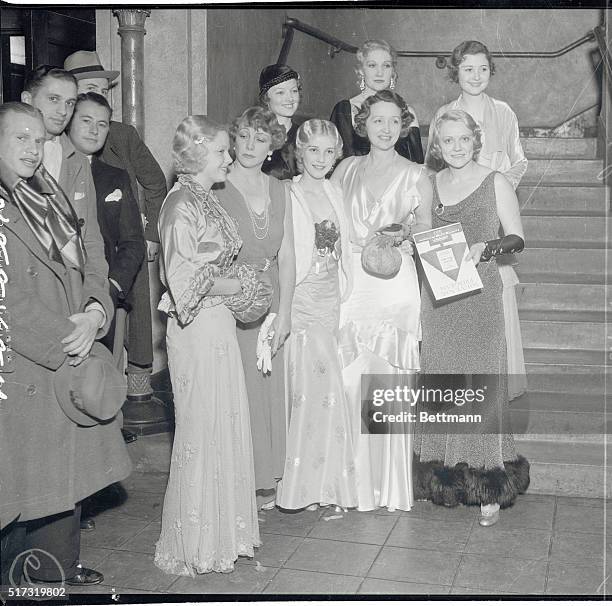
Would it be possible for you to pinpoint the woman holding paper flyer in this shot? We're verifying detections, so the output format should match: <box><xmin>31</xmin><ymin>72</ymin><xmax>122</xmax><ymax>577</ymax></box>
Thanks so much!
<box><xmin>425</xmin><ymin>40</ymin><xmax>528</xmax><ymax>400</ymax></box>
<box><xmin>332</xmin><ymin>90</ymin><xmax>432</xmax><ymax>512</ymax></box>
<box><xmin>217</xmin><ymin>106</ymin><xmax>295</xmax><ymax>511</ymax></box>
<box><xmin>414</xmin><ymin>109</ymin><xmax>529</xmax><ymax>527</ymax></box>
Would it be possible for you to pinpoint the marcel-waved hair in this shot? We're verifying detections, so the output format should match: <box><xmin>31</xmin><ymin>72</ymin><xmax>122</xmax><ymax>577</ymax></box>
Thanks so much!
<box><xmin>230</xmin><ymin>106</ymin><xmax>286</xmax><ymax>153</ymax></box>
<box><xmin>172</xmin><ymin>115</ymin><xmax>227</xmax><ymax>175</ymax></box>
<box><xmin>294</xmin><ymin>119</ymin><xmax>343</xmax><ymax>173</ymax></box>
<box><xmin>0</xmin><ymin>102</ymin><xmax>43</xmax><ymax>134</ymax></box>
<box><xmin>354</xmin><ymin>89</ymin><xmax>414</xmax><ymax>139</ymax></box>
<box><xmin>448</xmin><ymin>40</ymin><xmax>496</xmax><ymax>83</ymax></box>
<box><xmin>427</xmin><ymin>109</ymin><xmax>483</xmax><ymax>171</ymax></box>
<box><xmin>355</xmin><ymin>39</ymin><xmax>398</xmax><ymax>87</ymax></box>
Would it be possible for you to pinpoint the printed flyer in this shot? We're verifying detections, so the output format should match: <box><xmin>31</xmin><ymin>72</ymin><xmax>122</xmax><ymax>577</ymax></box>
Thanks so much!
<box><xmin>414</xmin><ymin>222</ymin><xmax>483</xmax><ymax>300</ymax></box>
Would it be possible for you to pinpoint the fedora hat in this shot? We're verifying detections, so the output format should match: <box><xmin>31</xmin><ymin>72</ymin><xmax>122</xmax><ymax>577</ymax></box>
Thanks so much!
<box><xmin>63</xmin><ymin>50</ymin><xmax>119</xmax><ymax>82</ymax></box>
<box><xmin>54</xmin><ymin>342</ymin><xmax>126</xmax><ymax>427</ymax></box>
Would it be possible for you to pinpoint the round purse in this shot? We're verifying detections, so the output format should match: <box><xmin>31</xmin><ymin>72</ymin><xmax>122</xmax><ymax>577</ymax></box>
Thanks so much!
<box><xmin>361</xmin><ymin>224</ymin><xmax>404</xmax><ymax>279</ymax></box>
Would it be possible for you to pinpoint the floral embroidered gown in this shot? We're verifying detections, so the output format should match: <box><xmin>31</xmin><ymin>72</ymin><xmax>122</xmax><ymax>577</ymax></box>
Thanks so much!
<box><xmin>155</xmin><ymin>175</ymin><xmax>260</xmax><ymax>575</ymax></box>
<box><xmin>276</xmin><ymin>178</ymin><xmax>357</xmax><ymax>509</ymax></box>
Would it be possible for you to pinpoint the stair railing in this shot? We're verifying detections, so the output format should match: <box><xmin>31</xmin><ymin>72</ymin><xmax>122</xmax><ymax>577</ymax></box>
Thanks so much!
<box><xmin>278</xmin><ymin>16</ymin><xmax>598</xmax><ymax>68</ymax></box>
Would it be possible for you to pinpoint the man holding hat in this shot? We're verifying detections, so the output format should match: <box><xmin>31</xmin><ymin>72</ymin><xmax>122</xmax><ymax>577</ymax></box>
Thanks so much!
<box><xmin>0</xmin><ymin>102</ymin><xmax>131</xmax><ymax>588</ymax></box>
<box><xmin>64</xmin><ymin>50</ymin><xmax>168</xmax><ymax>414</ymax></box>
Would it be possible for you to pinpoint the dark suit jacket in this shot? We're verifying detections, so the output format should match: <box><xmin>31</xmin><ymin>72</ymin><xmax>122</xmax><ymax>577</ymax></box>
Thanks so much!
<box><xmin>101</xmin><ymin>121</ymin><xmax>167</xmax><ymax>242</ymax></box>
<box><xmin>90</xmin><ymin>156</ymin><xmax>145</xmax><ymax>303</ymax></box>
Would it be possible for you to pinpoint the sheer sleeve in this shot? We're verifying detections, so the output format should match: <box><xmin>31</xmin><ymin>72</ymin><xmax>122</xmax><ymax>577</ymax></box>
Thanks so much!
<box><xmin>158</xmin><ymin>191</ymin><xmax>217</xmax><ymax>325</ymax></box>
<box><xmin>503</xmin><ymin>109</ymin><xmax>528</xmax><ymax>189</ymax></box>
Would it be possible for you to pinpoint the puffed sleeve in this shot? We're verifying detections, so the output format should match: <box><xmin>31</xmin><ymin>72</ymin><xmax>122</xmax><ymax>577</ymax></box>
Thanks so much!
<box><xmin>502</xmin><ymin>108</ymin><xmax>528</xmax><ymax>190</ymax></box>
<box><xmin>158</xmin><ymin>190</ymin><xmax>217</xmax><ymax>325</ymax></box>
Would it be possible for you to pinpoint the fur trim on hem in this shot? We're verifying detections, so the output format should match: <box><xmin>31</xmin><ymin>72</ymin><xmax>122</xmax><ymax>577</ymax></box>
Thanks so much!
<box><xmin>414</xmin><ymin>454</ymin><xmax>530</xmax><ymax>509</ymax></box>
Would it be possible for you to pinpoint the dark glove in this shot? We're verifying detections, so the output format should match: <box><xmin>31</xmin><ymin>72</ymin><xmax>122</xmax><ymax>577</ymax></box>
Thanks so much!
<box><xmin>110</xmin><ymin>282</ymin><xmax>132</xmax><ymax>312</ymax></box>
<box><xmin>480</xmin><ymin>234</ymin><xmax>525</xmax><ymax>262</ymax></box>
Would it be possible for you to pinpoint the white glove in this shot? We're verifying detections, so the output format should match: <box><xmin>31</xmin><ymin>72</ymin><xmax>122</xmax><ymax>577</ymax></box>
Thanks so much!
<box><xmin>256</xmin><ymin>313</ymin><xmax>276</xmax><ymax>375</ymax></box>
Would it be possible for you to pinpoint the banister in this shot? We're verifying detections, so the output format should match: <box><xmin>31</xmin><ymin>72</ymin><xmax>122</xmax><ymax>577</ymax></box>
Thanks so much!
<box><xmin>278</xmin><ymin>16</ymin><xmax>598</xmax><ymax>68</ymax></box>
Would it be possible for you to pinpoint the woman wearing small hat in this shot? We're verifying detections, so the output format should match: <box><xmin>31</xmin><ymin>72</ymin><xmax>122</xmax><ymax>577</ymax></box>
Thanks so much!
<box><xmin>259</xmin><ymin>64</ymin><xmax>305</xmax><ymax>180</ymax></box>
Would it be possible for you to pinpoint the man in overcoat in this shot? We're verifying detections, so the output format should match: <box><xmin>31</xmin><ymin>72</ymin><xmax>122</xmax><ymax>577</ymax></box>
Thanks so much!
<box><xmin>0</xmin><ymin>102</ymin><xmax>132</xmax><ymax>587</ymax></box>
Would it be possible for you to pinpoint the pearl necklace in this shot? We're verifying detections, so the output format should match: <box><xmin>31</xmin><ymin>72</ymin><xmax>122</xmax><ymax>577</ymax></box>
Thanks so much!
<box><xmin>232</xmin><ymin>172</ymin><xmax>271</xmax><ymax>240</ymax></box>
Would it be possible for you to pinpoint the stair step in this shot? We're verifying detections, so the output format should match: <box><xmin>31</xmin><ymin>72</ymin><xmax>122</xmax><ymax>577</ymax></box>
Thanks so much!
<box><xmin>512</xmin><ymin>391</ymin><xmax>607</xmax><ymax>413</ymax></box>
<box><xmin>516</xmin><ymin>440</ymin><xmax>609</xmax><ymax>498</ymax></box>
<box><xmin>517</xmin><ymin>284</ymin><xmax>607</xmax><ymax>322</ymax></box>
<box><xmin>517</xmin><ymin>248</ymin><xmax>608</xmax><ymax>284</ymax></box>
<box><xmin>523</xmin><ymin>216</ymin><xmax>611</xmax><ymax>249</ymax></box>
<box><xmin>524</xmin><ymin>159</ymin><xmax>603</xmax><ymax>184</ymax></box>
<box><xmin>525</xmin><ymin>362</ymin><xmax>609</xmax><ymax>395</ymax></box>
<box><xmin>524</xmin><ymin>347</ymin><xmax>606</xmax><ymax>365</ymax></box>
<box><xmin>521</xmin><ymin>319</ymin><xmax>604</xmax><ymax>351</ymax></box>
<box><xmin>522</xmin><ymin>137</ymin><xmax>598</xmax><ymax>159</ymax></box>
<box><xmin>518</xmin><ymin>185</ymin><xmax>606</xmax><ymax>217</ymax></box>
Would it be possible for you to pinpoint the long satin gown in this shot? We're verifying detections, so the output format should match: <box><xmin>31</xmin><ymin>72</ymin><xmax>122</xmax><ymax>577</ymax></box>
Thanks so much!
<box><xmin>336</xmin><ymin>155</ymin><xmax>424</xmax><ymax>512</ymax></box>
<box><xmin>155</xmin><ymin>176</ymin><xmax>260</xmax><ymax>575</ymax></box>
<box><xmin>427</xmin><ymin>93</ymin><xmax>528</xmax><ymax>400</ymax></box>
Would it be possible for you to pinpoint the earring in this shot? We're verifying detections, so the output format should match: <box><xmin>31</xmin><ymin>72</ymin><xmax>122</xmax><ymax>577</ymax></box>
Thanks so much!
<box><xmin>390</xmin><ymin>75</ymin><xmax>396</xmax><ymax>90</ymax></box>
<box><xmin>359</xmin><ymin>74</ymin><xmax>365</xmax><ymax>92</ymax></box>
<box><xmin>266</xmin><ymin>151</ymin><xmax>273</xmax><ymax>161</ymax></box>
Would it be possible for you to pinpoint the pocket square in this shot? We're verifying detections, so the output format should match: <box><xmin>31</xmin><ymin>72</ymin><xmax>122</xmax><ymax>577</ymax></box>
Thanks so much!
<box><xmin>105</xmin><ymin>189</ymin><xmax>123</xmax><ymax>203</ymax></box>
<box><xmin>74</xmin><ymin>192</ymin><xmax>85</xmax><ymax>200</ymax></box>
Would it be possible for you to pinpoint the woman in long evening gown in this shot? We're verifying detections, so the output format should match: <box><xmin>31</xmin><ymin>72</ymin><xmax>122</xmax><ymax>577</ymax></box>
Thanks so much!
<box><xmin>426</xmin><ymin>40</ymin><xmax>528</xmax><ymax>400</ymax></box>
<box><xmin>155</xmin><ymin>116</ymin><xmax>263</xmax><ymax>575</ymax></box>
<box><xmin>415</xmin><ymin>110</ymin><xmax>529</xmax><ymax>527</ymax></box>
<box><xmin>276</xmin><ymin>120</ymin><xmax>357</xmax><ymax>510</ymax></box>
<box><xmin>217</xmin><ymin>106</ymin><xmax>295</xmax><ymax>508</ymax></box>
<box><xmin>330</xmin><ymin>39</ymin><xmax>423</xmax><ymax>164</ymax></box>
<box><xmin>332</xmin><ymin>90</ymin><xmax>432</xmax><ymax>512</ymax></box>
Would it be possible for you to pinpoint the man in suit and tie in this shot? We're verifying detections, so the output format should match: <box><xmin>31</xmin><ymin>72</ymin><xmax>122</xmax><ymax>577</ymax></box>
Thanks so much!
<box><xmin>66</xmin><ymin>92</ymin><xmax>145</xmax><ymax>356</ymax></box>
<box><xmin>63</xmin><ymin>51</ymin><xmax>168</xmax><ymax>412</ymax></box>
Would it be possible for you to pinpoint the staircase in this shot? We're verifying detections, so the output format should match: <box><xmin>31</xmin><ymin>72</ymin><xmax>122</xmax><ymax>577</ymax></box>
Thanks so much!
<box><xmin>513</xmin><ymin>135</ymin><xmax>610</xmax><ymax>498</ymax></box>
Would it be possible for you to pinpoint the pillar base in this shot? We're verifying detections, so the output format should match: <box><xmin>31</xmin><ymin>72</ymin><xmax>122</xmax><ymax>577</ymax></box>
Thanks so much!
<box><xmin>122</xmin><ymin>395</ymin><xmax>174</xmax><ymax>436</ymax></box>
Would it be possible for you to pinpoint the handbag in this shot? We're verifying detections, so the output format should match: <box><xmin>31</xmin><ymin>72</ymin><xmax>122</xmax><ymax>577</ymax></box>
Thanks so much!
<box><xmin>361</xmin><ymin>224</ymin><xmax>404</xmax><ymax>279</ymax></box>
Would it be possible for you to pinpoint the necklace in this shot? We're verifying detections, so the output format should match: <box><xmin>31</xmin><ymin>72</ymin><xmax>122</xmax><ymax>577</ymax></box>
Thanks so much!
<box><xmin>232</xmin><ymin>172</ymin><xmax>270</xmax><ymax>240</ymax></box>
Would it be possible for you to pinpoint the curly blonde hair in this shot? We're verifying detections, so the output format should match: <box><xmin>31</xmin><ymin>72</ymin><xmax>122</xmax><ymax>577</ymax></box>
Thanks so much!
<box><xmin>427</xmin><ymin>109</ymin><xmax>483</xmax><ymax>171</ymax></box>
<box><xmin>172</xmin><ymin>115</ymin><xmax>227</xmax><ymax>175</ymax></box>
<box><xmin>230</xmin><ymin>106</ymin><xmax>286</xmax><ymax>153</ymax></box>
<box><xmin>355</xmin><ymin>39</ymin><xmax>398</xmax><ymax>87</ymax></box>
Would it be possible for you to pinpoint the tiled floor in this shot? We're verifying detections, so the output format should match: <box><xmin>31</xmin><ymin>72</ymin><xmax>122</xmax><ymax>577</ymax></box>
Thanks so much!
<box><xmin>65</xmin><ymin>472</ymin><xmax>609</xmax><ymax>597</ymax></box>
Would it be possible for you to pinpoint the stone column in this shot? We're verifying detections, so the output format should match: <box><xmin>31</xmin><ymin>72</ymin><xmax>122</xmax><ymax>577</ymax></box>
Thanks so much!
<box><xmin>113</xmin><ymin>8</ymin><xmax>172</xmax><ymax>435</ymax></box>
<box><xmin>113</xmin><ymin>8</ymin><xmax>149</xmax><ymax>135</ymax></box>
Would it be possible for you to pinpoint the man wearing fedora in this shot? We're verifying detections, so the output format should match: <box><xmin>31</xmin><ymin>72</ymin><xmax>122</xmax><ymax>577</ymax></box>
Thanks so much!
<box><xmin>0</xmin><ymin>102</ymin><xmax>132</xmax><ymax>587</ymax></box>
<box><xmin>64</xmin><ymin>50</ymin><xmax>168</xmax><ymax>416</ymax></box>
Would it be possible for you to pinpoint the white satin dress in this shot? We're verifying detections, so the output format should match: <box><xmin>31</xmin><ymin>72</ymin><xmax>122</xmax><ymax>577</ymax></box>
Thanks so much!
<box><xmin>337</xmin><ymin>155</ymin><xmax>423</xmax><ymax>512</ymax></box>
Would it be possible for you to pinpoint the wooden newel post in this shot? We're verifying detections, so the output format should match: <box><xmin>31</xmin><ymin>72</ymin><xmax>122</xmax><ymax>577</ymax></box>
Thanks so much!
<box><xmin>113</xmin><ymin>9</ymin><xmax>150</xmax><ymax>138</ymax></box>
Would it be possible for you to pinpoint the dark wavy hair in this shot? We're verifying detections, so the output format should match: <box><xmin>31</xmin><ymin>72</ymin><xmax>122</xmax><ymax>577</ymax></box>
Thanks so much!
<box><xmin>427</xmin><ymin>109</ymin><xmax>483</xmax><ymax>172</ymax></box>
<box><xmin>448</xmin><ymin>40</ymin><xmax>496</xmax><ymax>84</ymax></box>
<box><xmin>23</xmin><ymin>65</ymin><xmax>77</xmax><ymax>96</ymax></box>
<box><xmin>230</xmin><ymin>106</ymin><xmax>286</xmax><ymax>153</ymax></box>
<box><xmin>354</xmin><ymin>89</ymin><xmax>414</xmax><ymax>139</ymax></box>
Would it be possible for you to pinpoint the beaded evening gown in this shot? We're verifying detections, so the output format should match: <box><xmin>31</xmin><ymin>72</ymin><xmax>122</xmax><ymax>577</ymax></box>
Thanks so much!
<box><xmin>216</xmin><ymin>176</ymin><xmax>287</xmax><ymax>491</ymax></box>
<box><xmin>427</xmin><ymin>93</ymin><xmax>528</xmax><ymax>399</ymax></box>
<box><xmin>155</xmin><ymin>176</ymin><xmax>260</xmax><ymax>575</ymax></box>
<box><xmin>413</xmin><ymin>171</ymin><xmax>529</xmax><ymax>508</ymax></box>
<box><xmin>336</xmin><ymin>155</ymin><xmax>423</xmax><ymax>512</ymax></box>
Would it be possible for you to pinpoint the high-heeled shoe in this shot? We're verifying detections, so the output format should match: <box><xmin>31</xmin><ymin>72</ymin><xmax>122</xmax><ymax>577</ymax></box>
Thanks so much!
<box><xmin>260</xmin><ymin>499</ymin><xmax>276</xmax><ymax>511</ymax></box>
<box><xmin>479</xmin><ymin>503</ymin><xmax>500</xmax><ymax>527</ymax></box>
